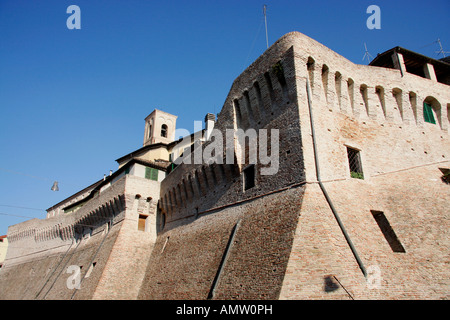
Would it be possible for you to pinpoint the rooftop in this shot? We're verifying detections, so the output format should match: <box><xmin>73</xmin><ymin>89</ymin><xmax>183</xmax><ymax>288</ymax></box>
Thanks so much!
<box><xmin>370</xmin><ymin>46</ymin><xmax>450</xmax><ymax>85</ymax></box>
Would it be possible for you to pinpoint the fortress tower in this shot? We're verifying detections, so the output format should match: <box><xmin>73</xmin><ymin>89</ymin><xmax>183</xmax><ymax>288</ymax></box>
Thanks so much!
<box><xmin>0</xmin><ymin>31</ymin><xmax>448</xmax><ymax>300</ymax></box>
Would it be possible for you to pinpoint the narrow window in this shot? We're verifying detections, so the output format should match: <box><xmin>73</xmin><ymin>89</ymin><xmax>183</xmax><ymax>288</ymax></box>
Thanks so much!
<box><xmin>371</xmin><ymin>210</ymin><xmax>405</xmax><ymax>253</ymax></box>
<box><xmin>423</xmin><ymin>102</ymin><xmax>436</xmax><ymax>124</ymax></box>
<box><xmin>138</xmin><ymin>214</ymin><xmax>147</xmax><ymax>231</ymax></box>
<box><xmin>145</xmin><ymin>167</ymin><xmax>159</xmax><ymax>181</ymax></box>
<box><xmin>347</xmin><ymin>147</ymin><xmax>364</xmax><ymax>179</ymax></box>
<box><xmin>243</xmin><ymin>164</ymin><xmax>255</xmax><ymax>190</ymax></box>
<box><xmin>161</xmin><ymin>124</ymin><xmax>168</xmax><ymax>138</ymax></box>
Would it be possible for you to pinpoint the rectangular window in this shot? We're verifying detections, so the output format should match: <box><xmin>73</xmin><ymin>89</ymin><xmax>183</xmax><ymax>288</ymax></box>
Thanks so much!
<box><xmin>145</xmin><ymin>167</ymin><xmax>159</xmax><ymax>181</ymax></box>
<box><xmin>371</xmin><ymin>210</ymin><xmax>405</xmax><ymax>253</ymax></box>
<box><xmin>243</xmin><ymin>165</ymin><xmax>255</xmax><ymax>190</ymax></box>
<box><xmin>138</xmin><ymin>214</ymin><xmax>147</xmax><ymax>231</ymax></box>
<box><xmin>347</xmin><ymin>147</ymin><xmax>364</xmax><ymax>179</ymax></box>
<box><xmin>423</xmin><ymin>102</ymin><xmax>436</xmax><ymax>124</ymax></box>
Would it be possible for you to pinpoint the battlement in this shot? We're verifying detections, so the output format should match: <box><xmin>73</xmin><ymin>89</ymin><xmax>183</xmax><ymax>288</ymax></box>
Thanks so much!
<box><xmin>156</xmin><ymin>31</ymin><xmax>449</xmax><ymax>234</ymax></box>
<box><xmin>4</xmin><ymin>177</ymin><xmax>127</xmax><ymax>267</ymax></box>
<box><xmin>157</xmin><ymin>36</ymin><xmax>304</xmax><ymax>232</ymax></box>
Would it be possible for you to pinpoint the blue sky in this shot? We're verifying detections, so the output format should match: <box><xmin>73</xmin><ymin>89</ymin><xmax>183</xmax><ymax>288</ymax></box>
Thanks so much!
<box><xmin>0</xmin><ymin>0</ymin><xmax>449</xmax><ymax>235</ymax></box>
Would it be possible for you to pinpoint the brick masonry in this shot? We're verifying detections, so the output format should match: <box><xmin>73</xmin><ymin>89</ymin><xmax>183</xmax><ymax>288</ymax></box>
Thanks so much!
<box><xmin>0</xmin><ymin>31</ymin><xmax>448</xmax><ymax>300</ymax></box>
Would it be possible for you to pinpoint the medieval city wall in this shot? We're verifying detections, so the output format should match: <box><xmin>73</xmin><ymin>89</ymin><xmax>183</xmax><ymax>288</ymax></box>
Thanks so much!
<box><xmin>138</xmin><ymin>185</ymin><xmax>306</xmax><ymax>299</ymax></box>
<box><xmin>0</xmin><ymin>177</ymin><xmax>128</xmax><ymax>299</ymax></box>
<box><xmin>158</xmin><ymin>34</ymin><xmax>305</xmax><ymax>230</ymax></box>
<box><xmin>0</xmin><ymin>174</ymin><xmax>161</xmax><ymax>299</ymax></box>
<box><xmin>138</xmin><ymin>33</ymin><xmax>308</xmax><ymax>299</ymax></box>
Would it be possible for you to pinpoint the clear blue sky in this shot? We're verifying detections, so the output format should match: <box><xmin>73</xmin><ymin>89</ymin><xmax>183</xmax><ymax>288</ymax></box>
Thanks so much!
<box><xmin>0</xmin><ymin>0</ymin><xmax>449</xmax><ymax>235</ymax></box>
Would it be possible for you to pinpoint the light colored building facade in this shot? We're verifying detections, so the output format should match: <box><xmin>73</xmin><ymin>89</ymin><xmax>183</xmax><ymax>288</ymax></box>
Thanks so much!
<box><xmin>0</xmin><ymin>236</ymin><xmax>8</xmax><ymax>268</ymax></box>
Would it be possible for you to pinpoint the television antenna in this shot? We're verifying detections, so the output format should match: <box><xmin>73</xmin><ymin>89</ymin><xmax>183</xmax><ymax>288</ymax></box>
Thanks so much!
<box><xmin>436</xmin><ymin>38</ymin><xmax>449</xmax><ymax>58</ymax></box>
<box><xmin>420</xmin><ymin>38</ymin><xmax>450</xmax><ymax>58</ymax></box>
<box><xmin>362</xmin><ymin>42</ymin><xmax>374</xmax><ymax>63</ymax></box>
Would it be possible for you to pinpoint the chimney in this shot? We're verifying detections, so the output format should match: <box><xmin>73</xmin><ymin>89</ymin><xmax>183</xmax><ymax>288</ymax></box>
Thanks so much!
<box><xmin>204</xmin><ymin>113</ymin><xmax>215</xmax><ymax>141</ymax></box>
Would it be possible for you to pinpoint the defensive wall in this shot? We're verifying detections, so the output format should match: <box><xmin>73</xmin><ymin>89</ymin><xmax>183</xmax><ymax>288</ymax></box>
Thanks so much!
<box><xmin>0</xmin><ymin>31</ymin><xmax>448</xmax><ymax>300</ymax></box>
<box><xmin>0</xmin><ymin>174</ymin><xmax>160</xmax><ymax>299</ymax></box>
<box><xmin>139</xmin><ymin>31</ymin><xmax>449</xmax><ymax>299</ymax></box>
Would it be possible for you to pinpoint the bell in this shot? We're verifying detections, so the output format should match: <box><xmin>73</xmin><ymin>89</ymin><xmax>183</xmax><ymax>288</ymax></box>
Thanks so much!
<box><xmin>51</xmin><ymin>181</ymin><xmax>59</xmax><ymax>191</ymax></box>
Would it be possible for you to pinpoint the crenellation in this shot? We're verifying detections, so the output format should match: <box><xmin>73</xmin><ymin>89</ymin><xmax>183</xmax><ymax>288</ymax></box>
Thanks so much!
<box><xmin>263</xmin><ymin>72</ymin><xmax>275</xmax><ymax>112</ymax></box>
<box><xmin>167</xmin><ymin>191</ymin><xmax>175</xmax><ymax>216</ymax></box>
<box><xmin>334</xmin><ymin>71</ymin><xmax>343</xmax><ymax>111</ymax></box>
<box><xmin>178</xmin><ymin>184</ymin><xmax>186</xmax><ymax>208</ymax></box>
<box><xmin>242</xmin><ymin>90</ymin><xmax>256</xmax><ymax>128</ymax></box>
<box><xmin>252</xmin><ymin>80</ymin><xmax>266</xmax><ymax>121</ymax></box>
<box><xmin>359</xmin><ymin>83</ymin><xmax>371</xmax><ymax>119</ymax></box>
<box><xmin>374</xmin><ymin>85</ymin><xmax>387</xmax><ymax>121</ymax></box>
<box><xmin>181</xmin><ymin>180</ymin><xmax>189</xmax><ymax>205</ymax></box>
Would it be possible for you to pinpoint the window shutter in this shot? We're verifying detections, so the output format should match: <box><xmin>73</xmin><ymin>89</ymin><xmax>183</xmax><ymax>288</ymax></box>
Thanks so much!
<box><xmin>145</xmin><ymin>167</ymin><xmax>159</xmax><ymax>181</ymax></box>
<box><xmin>145</xmin><ymin>167</ymin><xmax>151</xmax><ymax>179</ymax></box>
<box><xmin>151</xmin><ymin>168</ymin><xmax>158</xmax><ymax>181</ymax></box>
<box><xmin>423</xmin><ymin>102</ymin><xmax>436</xmax><ymax>124</ymax></box>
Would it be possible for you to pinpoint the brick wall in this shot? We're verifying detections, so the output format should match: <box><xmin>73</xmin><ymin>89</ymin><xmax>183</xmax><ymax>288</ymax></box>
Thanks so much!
<box><xmin>1</xmin><ymin>31</ymin><xmax>448</xmax><ymax>300</ymax></box>
<box><xmin>279</xmin><ymin>32</ymin><xmax>450</xmax><ymax>299</ymax></box>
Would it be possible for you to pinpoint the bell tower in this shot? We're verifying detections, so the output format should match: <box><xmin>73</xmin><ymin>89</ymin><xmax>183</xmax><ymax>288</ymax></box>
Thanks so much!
<box><xmin>143</xmin><ymin>109</ymin><xmax>177</xmax><ymax>146</ymax></box>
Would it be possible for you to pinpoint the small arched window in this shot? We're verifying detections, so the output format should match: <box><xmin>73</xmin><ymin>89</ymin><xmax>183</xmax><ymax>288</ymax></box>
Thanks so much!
<box><xmin>423</xmin><ymin>96</ymin><xmax>441</xmax><ymax>126</ymax></box>
<box><xmin>161</xmin><ymin>124</ymin><xmax>168</xmax><ymax>138</ymax></box>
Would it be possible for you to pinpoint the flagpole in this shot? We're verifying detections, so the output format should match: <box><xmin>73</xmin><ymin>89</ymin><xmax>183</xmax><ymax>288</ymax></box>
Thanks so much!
<box><xmin>263</xmin><ymin>5</ymin><xmax>269</xmax><ymax>49</ymax></box>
